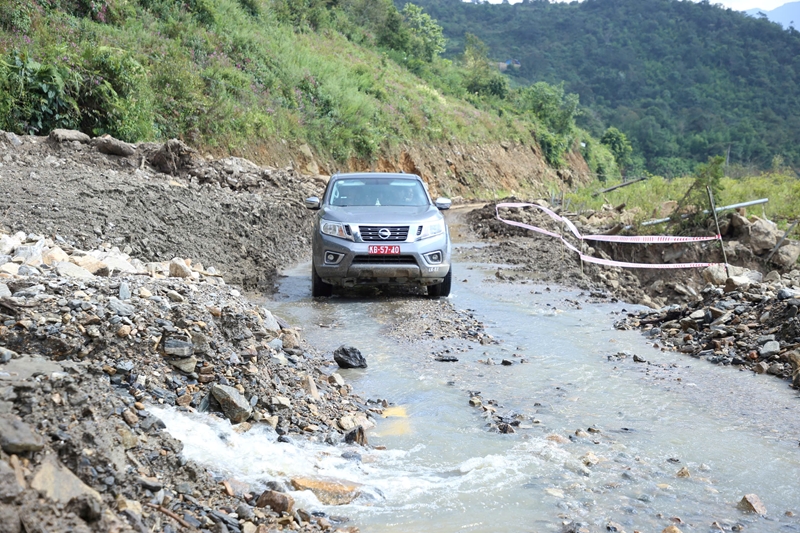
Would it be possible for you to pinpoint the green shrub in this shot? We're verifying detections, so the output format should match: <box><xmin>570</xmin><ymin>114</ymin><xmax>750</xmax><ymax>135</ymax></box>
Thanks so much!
<box><xmin>0</xmin><ymin>51</ymin><xmax>81</xmax><ymax>135</ymax></box>
<box><xmin>78</xmin><ymin>45</ymin><xmax>154</xmax><ymax>140</ymax></box>
<box><xmin>0</xmin><ymin>0</ymin><xmax>39</xmax><ymax>32</ymax></box>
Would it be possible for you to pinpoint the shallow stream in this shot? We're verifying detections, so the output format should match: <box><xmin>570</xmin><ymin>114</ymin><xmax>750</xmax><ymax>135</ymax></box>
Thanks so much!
<box><xmin>155</xmin><ymin>229</ymin><xmax>800</xmax><ymax>532</ymax></box>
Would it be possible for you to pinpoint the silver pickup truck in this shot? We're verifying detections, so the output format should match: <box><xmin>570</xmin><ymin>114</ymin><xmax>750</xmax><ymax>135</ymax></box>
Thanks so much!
<box><xmin>305</xmin><ymin>172</ymin><xmax>452</xmax><ymax>298</ymax></box>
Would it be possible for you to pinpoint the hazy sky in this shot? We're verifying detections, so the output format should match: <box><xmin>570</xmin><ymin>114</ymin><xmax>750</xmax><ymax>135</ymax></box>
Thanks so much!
<box><xmin>481</xmin><ymin>1</ymin><xmax>790</xmax><ymax>11</ymax></box>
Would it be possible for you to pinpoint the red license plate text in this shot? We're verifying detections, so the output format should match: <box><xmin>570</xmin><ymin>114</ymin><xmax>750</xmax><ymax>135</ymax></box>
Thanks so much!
<box><xmin>368</xmin><ymin>245</ymin><xmax>401</xmax><ymax>255</ymax></box>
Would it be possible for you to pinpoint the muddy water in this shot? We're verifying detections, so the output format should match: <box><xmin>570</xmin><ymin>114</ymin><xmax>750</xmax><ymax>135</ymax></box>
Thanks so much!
<box><xmin>156</xmin><ymin>231</ymin><xmax>800</xmax><ymax>532</ymax></box>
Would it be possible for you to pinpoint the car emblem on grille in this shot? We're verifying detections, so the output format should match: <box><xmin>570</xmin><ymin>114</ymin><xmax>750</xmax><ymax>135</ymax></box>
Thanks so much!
<box><xmin>378</xmin><ymin>228</ymin><xmax>391</xmax><ymax>240</ymax></box>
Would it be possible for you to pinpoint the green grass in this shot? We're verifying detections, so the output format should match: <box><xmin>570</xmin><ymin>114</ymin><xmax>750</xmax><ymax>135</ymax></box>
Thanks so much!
<box><xmin>568</xmin><ymin>173</ymin><xmax>800</xmax><ymax>228</ymax></box>
<box><xmin>0</xmin><ymin>0</ymin><xmax>531</xmax><ymax>162</ymax></box>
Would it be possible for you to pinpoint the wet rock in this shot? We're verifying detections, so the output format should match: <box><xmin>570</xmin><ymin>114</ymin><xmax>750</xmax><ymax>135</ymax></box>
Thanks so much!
<box><xmin>661</xmin><ymin>527</ymin><xmax>683</xmax><ymax>533</ymax></box>
<box><xmin>676</xmin><ymin>466</ymin><xmax>690</xmax><ymax>478</ymax></box>
<box><xmin>0</xmin><ymin>415</ymin><xmax>44</xmax><ymax>453</ymax></box>
<box><xmin>333</xmin><ymin>345</ymin><xmax>367</xmax><ymax>369</ymax></box>
<box><xmin>30</xmin><ymin>456</ymin><xmax>101</xmax><ymax>504</ymax></box>
<box><xmin>211</xmin><ymin>385</ymin><xmax>252</xmax><ymax>423</ymax></box>
<box><xmin>290</xmin><ymin>477</ymin><xmax>361</xmax><ymax>505</ymax></box>
<box><xmin>49</xmin><ymin>129</ymin><xmax>90</xmax><ymax>144</ymax></box>
<box><xmin>738</xmin><ymin>493</ymin><xmax>767</xmax><ymax>515</ymax></box>
<box><xmin>344</xmin><ymin>426</ymin><xmax>367</xmax><ymax>446</ymax></box>
<box><xmin>255</xmin><ymin>489</ymin><xmax>294</xmax><ymax>514</ymax></box>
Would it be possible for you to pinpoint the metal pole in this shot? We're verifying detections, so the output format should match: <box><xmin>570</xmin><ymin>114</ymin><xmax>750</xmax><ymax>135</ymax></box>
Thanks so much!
<box><xmin>706</xmin><ymin>186</ymin><xmax>730</xmax><ymax>278</ymax></box>
<box><xmin>640</xmin><ymin>198</ymin><xmax>769</xmax><ymax>227</ymax></box>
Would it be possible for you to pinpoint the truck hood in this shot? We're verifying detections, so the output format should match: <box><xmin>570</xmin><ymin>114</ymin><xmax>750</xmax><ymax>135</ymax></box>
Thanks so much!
<box><xmin>320</xmin><ymin>205</ymin><xmax>442</xmax><ymax>224</ymax></box>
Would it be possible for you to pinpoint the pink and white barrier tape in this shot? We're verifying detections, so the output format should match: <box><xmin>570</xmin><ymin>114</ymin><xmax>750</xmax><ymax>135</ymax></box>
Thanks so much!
<box><xmin>495</xmin><ymin>202</ymin><xmax>725</xmax><ymax>269</ymax></box>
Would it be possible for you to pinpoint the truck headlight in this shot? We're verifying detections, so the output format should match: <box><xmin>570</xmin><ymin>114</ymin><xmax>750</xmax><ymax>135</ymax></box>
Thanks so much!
<box><xmin>320</xmin><ymin>221</ymin><xmax>353</xmax><ymax>241</ymax></box>
<box><xmin>416</xmin><ymin>221</ymin><xmax>444</xmax><ymax>241</ymax></box>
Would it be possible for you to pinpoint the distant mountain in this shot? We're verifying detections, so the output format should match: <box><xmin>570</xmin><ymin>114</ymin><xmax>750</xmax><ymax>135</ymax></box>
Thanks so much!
<box><xmin>404</xmin><ymin>0</ymin><xmax>800</xmax><ymax>174</ymax></box>
<box><xmin>746</xmin><ymin>1</ymin><xmax>800</xmax><ymax>29</ymax></box>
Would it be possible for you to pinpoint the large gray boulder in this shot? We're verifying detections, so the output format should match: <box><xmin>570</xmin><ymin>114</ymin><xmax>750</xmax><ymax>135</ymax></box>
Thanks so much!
<box><xmin>748</xmin><ymin>218</ymin><xmax>779</xmax><ymax>254</ymax></box>
<box><xmin>211</xmin><ymin>385</ymin><xmax>252</xmax><ymax>424</ymax></box>
<box><xmin>773</xmin><ymin>243</ymin><xmax>800</xmax><ymax>268</ymax></box>
<box><xmin>49</xmin><ymin>129</ymin><xmax>90</xmax><ymax>144</ymax></box>
<box><xmin>0</xmin><ymin>415</ymin><xmax>44</xmax><ymax>453</ymax></box>
<box><xmin>333</xmin><ymin>345</ymin><xmax>367</xmax><ymax>369</ymax></box>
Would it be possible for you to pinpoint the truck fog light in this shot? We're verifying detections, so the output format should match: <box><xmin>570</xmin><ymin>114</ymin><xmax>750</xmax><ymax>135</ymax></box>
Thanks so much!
<box><xmin>424</xmin><ymin>251</ymin><xmax>443</xmax><ymax>264</ymax></box>
<box><xmin>324</xmin><ymin>251</ymin><xmax>344</xmax><ymax>265</ymax></box>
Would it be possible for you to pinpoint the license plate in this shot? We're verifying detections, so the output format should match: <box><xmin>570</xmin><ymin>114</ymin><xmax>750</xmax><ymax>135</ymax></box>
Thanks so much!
<box><xmin>368</xmin><ymin>245</ymin><xmax>400</xmax><ymax>255</ymax></box>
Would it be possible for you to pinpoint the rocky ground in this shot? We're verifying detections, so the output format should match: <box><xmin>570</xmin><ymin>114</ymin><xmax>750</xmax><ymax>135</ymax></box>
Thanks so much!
<box><xmin>0</xmin><ymin>130</ymin><xmax>399</xmax><ymax>533</ymax></box>
<box><xmin>0</xmin><ymin>130</ymin><xmax>324</xmax><ymax>291</ymax></box>
<box><xmin>465</xmin><ymin>200</ymin><xmax>800</xmax><ymax>390</ymax></box>
<box><xmin>0</xmin><ymin>228</ymin><xmax>384</xmax><ymax>532</ymax></box>
<box><xmin>3</xmin><ymin>129</ymin><xmax>800</xmax><ymax>533</ymax></box>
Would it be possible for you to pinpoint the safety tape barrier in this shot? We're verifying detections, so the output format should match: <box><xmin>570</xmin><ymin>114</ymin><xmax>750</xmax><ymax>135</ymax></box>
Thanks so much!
<box><xmin>495</xmin><ymin>202</ymin><xmax>726</xmax><ymax>270</ymax></box>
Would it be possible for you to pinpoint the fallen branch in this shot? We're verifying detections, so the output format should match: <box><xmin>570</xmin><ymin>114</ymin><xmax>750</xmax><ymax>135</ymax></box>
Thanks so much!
<box><xmin>145</xmin><ymin>503</ymin><xmax>194</xmax><ymax>529</ymax></box>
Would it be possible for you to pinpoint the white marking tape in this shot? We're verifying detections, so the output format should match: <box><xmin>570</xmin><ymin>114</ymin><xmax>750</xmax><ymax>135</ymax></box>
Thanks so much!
<box><xmin>495</xmin><ymin>202</ymin><xmax>726</xmax><ymax>270</ymax></box>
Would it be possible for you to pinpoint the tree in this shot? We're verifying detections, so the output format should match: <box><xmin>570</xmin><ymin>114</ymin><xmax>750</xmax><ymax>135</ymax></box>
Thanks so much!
<box><xmin>401</xmin><ymin>3</ymin><xmax>446</xmax><ymax>62</ymax></box>
<box><xmin>516</xmin><ymin>82</ymin><xmax>578</xmax><ymax>135</ymax></box>
<box><xmin>462</xmin><ymin>33</ymin><xmax>508</xmax><ymax>97</ymax></box>
<box><xmin>600</xmin><ymin>126</ymin><xmax>633</xmax><ymax>171</ymax></box>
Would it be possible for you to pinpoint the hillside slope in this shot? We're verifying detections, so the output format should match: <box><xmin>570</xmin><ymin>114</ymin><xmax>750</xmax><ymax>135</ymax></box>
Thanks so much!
<box><xmin>407</xmin><ymin>0</ymin><xmax>800</xmax><ymax>175</ymax></box>
<box><xmin>0</xmin><ymin>0</ymin><xmax>601</xmax><ymax>195</ymax></box>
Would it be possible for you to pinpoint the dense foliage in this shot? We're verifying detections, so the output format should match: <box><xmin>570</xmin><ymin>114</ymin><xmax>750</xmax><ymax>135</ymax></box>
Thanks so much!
<box><xmin>0</xmin><ymin>0</ymin><xmax>617</xmax><ymax>178</ymax></box>
<box><xmin>404</xmin><ymin>0</ymin><xmax>800</xmax><ymax>175</ymax></box>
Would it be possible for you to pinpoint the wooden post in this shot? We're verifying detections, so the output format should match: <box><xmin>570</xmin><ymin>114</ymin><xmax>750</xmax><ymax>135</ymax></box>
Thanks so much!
<box><xmin>706</xmin><ymin>186</ymin><xmax>729</xmax><ymax>278</ymax></box>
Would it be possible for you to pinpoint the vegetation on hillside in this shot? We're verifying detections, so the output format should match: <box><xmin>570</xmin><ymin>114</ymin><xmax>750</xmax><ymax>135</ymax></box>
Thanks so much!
<box><xmin>405</xmin><ymin>0</ymin><xmax>800</xmax><ymax>176</ymax></box>
<box><xmin>0</xmin><ymin>0</ymin><xmax>617</xmax><ymax>178</ymax></box>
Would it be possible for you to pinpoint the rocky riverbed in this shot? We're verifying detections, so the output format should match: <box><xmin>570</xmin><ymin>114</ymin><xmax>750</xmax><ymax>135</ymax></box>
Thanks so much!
<box><xmin>0</xmin><ymin>229</ymin><xmax>386</xmax><ymax>532</ymax></box>
<box><xmin>465</xmin><ymin>200</ymin><xmax>800</xmax><ymax>389</ymax></box>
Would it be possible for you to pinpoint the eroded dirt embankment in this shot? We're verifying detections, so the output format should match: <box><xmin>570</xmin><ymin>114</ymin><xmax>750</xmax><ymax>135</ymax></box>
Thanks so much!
<box><xmin>1</xmin><ymin>132</ymin><xmax>325</xmax><ymax>292</ymax></box>
<box><xmin>233</xmin><ymin>138</ymin><xmax>592</xmax><ymax>201</ymax></box>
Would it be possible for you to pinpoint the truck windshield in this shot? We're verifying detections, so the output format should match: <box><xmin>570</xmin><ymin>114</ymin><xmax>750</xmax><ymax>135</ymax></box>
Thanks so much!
<box><xmin>329</xmin><ymin>178</ymin><xmax>429</xmax><ymax>207</ymax></box>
